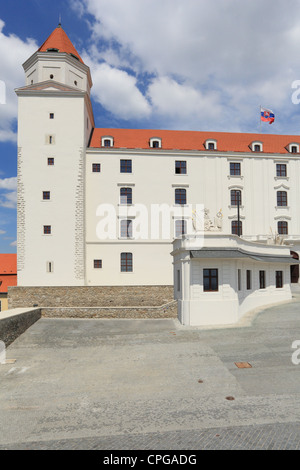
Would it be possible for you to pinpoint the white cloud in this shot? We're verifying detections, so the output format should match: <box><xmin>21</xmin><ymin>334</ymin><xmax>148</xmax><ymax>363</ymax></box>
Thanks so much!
<box><xmin>0</xmin><ymin>177</ymin><xmax>17</xmax><ymax>190</ymax></box>
<box><xmin>72</xmin><ymin>0</ymin><xmax>300</xmax><ymax>132</ymax></box>
<box><xmin>10</xmin><ymin>240</ymin><xmax>17</xmax><ymax>247</ymax></box>
<box><xmin>0</xmin><ymin>177</ymin><xmax>17</xmax><ymax>209</ymax></box>
<box><xmin>0</xmin><ymin>19</ymin><xmax>38</xmax><ymax>142</ymax></box>
<box><xmin>0</xmin><ymin>229</ymin><xmax>6</xmax><ymax>235</ymax></box>
<box><xmin>86</xmin><ymin>60</ymin><xmax>151</xmax><ymax>120</ymax></box>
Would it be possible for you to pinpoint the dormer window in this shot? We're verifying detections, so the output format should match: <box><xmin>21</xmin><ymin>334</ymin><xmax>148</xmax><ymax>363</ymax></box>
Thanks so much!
<box><xmin>205</xmin><ymin>139</ymin><xmax>217</xmax><ymax>150</ymax></box>
<box><xmin>288</xmin><ymin>143</ymin><xmax>299</xmax><ymax>154</ymax></box>
<box><xmin>70</xmin><ymin>53</ymin><xmax>80</xmax><ymax>61</ymax></box>
<box><xmin>101</xmin><ymin>136</ymin><xmax>114</xmax><ymax>148</ymax></box>
<box><xmin>47</xmin><ymin>48</ymin><xmax>59</xmax><ymax>52</ymax></box>
<box><xmin>251</xmin><ymin>141</ymin><xmax>263</xmax><ymax>152</ymax></box>
<box><xmin>149</xmin><ymin>137</ymin><xmax>162</xmax><ymax>148</ymax></box>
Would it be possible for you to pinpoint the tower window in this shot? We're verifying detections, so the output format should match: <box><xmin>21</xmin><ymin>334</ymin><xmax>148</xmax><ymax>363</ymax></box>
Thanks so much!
<box><xmin>50</xmin><ymin>74</ymin><xmax>54</xmax><ymax>79</ymax></box>
<box><xmin>43</xmin><ymin>191</ymin><xmax>50</xmax><ymax>200</ymax></box>
<box><xmin>121</xmin><ymin>253</ymin><xmax>133</xmax><ymax>272</ymax></box>
<box><xmin>94</xmin><ymin>259</ymin><xmax>102</xmax><ymax>269</ymax></box>
<box><xmin>49</xmin><ymin>113</ymin><xmax>54</xmax><ymax>119</ymax></box>
<box><xmin>92</xmin><ymin>163</ymin><xmax>101</xmax><ymax>173</ymax></box>
<box><xmin>43</xmin><ymin>225</ymin><xmax>51</xmax><ymax>235</ymax></box>
<box><xmin>47</xmin><ymin>158</ymin><xmax>54</xmax><ymax>166</ymax></box>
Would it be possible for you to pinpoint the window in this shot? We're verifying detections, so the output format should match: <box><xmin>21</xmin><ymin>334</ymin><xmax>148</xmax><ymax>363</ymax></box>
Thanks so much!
<box><xmin>278</xmin><ymin>221</ymin><xmax>288</xmax><ymax>234</ymax></box>
<box><xmin>230</xmin><ymin>162</ymin><xmax>241</xmax><ymax>176</ymax></box>
<box><xmin>205</xmin><ymin>140</ymin><xmax>217</xmax><ymax>150</ymax></box>
<box><xmin>49</xmin><ymin>135</ymin><xmax>53</xmax><ymax>144</ymax></box>
<box><xmin>43</xmin><ymin>225</ymin><xmax>51</xmax><ymax>235</ymax></box>
<box><xmin>203</xmin><ymin>269</ymin><xmax>218</xmax><ymax>292</ymax></box>
<box><xmin>47</xmin><ymin>48</ymin><xmax>59</xmax><ymax>52</ymax></box>
<box><xmin>121</xmin><ymin>253</ymin><xmax>133</xmax><ymax>272</ymax></box>
<box><xmin>177</xmin><ymin>270</ymin><xmax>181</xmax><ymax>292</ymax></box>
<box><xmin>259</xmin><ymin>270</ymin><xmax>266</xmax><ymax>289</ymax></box>
<box><xmin>92</xmin><ymin>163</ymin><xmax>101</xmax><ymax>172</ymax></box>
<box><xmin>43</xmin><ymin>191</ymin><xmax>50</xmax><ymax>200</ymax></box>
<box><xmin>120</xmin><ymin>159</ymin><xmax>132</xmax><ymax>173</ymax></box>
<box><xmin>47</xmin><ymin>158</ymin><xmax>54</xmax><ymax>166</ymax></box>
<box><xmin>254</xmin><ymin>144</ymin><xmax>261</xmax><ymax>152</ymax></box>
<box><xmin>276</xmin><ymin>164</ymin><xmax>287</xmax><ymax>177</ymax></box>
<box><xmin>175</xmin><ymin>188</ymin><xmax>186</xmax><ymax>205</ymax></box>
<box><xmin>175</xmin><ymin>161</ymin><xmax>187</xmax><ymax>174</ymax></box>
<box><xmin>46</xmin><ymin>261</ymin><xmax>53</xmax><ymax>273</ymax></box>
<box><xmin>277</xmin><ymin>191</ymin><xmax>287</xmax><ymax>207</ymax></box>
<box><xmin>102</xmin><ymin>136</ymin><xmax>114</xmax><ymax>147</ymax></box>
<box><xmin>120</xmin><ymin>187</ymin><xmax>132</xmax><ymax>205</ymax></box>
<box><xmin>237</xmin><ymin>269</ymin><xmax>241</xmax><ymax>291</ymax></box>
<box><xmin>276</xmin><ymin>271</ymin><xmax>283</xmax><ymax>288</ymax></box>
<box><xmin>291</xmin><ymin>145</ymin><xmax>298</xmax><ymax>153</ymax></box>
<box><xmin>150</xmin><ymin>137</ymin><xmax>162</xmax><ymax>148</ymax></box>
<box><xmin>94</xmin><ymin>259</ymin><xmax>102</xmax><ymax>269</ymax></box>
<box><xmin>231</xmin><ymin>220</ymin><xmax>242</xmax><ymax>236</ymax></box>
<box><xmin>175</xmin><ymin>219</ymin><xmax>187</xmax><ymax>237</ymax></box>
<box><xmin>246</xmin><ymin>270</ymin><xmax>251</xmax><ymax>290</ymax></box>
<box><xmin>120</xmin><ymin>219</ymin><xmax>133</xmax><ymax>238</ymax></box>
<box><xmin>49</xmin><ymin>113</ymin><xmax>54</xmax><ymax>119</ymax></box>
<box><xmin>230</xmin><ymin>189</ymin><xmax>242</xmax><ymax>206</ymax></box>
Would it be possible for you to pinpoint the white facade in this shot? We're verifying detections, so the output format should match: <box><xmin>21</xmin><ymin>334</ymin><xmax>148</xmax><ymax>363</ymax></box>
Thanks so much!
<box><xmin>172</xmin><ymin>234</ymin><xmax>295</xmax><ymax>326</ymax></box>
<box><xmin>15</xmin><ymin>27</ymin><xmax>300</xmax><ymax>288</ymax></box>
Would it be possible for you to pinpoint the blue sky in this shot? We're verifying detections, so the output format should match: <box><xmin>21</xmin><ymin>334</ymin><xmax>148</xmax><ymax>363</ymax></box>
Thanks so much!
<box><xmin>1</xmin><ymin>0</ymin><xmax>300</xmax><ymax>253</ymax></box>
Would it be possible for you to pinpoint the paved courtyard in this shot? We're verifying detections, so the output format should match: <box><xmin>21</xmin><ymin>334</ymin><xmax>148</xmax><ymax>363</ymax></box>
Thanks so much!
<box><xmin>1</xmin><ymin>288</ymin><xmax>300</xmax><ymax>450</ymax></box>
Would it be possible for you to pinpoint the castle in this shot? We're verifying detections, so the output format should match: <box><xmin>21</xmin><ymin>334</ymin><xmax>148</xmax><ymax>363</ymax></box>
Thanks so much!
<box><xmin>13</xmin><ymin>25</ymin><xmax>300</xmax><ymax>324</ymax></box>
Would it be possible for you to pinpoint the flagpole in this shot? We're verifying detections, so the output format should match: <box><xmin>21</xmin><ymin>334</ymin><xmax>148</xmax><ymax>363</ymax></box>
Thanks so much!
<box><xmin>259</xmin><ymin>105</ymin><xmax>262</xmax><ymax>133</ymax></box>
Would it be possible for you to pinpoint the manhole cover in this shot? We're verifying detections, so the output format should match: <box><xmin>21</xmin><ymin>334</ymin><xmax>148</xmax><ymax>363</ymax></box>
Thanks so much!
<box><xmin>235</xmin><ymin>362</ymin><xmax>252</xmax><ymax>368</ymax></box>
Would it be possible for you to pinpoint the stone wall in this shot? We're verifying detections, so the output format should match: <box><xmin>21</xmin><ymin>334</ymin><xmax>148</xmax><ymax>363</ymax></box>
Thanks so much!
<box><xmin>0</xmin><ymin>308</ymin><xmax>41</xmax><ymax>347</ymax></box>
<box><xmin>8</xmin><ymin>286</ymin><xmax>177</xmax><ymax>319</ymax></box>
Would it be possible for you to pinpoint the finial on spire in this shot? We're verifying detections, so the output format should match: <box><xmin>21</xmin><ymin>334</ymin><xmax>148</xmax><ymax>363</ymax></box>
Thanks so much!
<box><xmin>58</xmin><ymin>13</ymin><xmax>62</xmax><ymax>27</ymax></box>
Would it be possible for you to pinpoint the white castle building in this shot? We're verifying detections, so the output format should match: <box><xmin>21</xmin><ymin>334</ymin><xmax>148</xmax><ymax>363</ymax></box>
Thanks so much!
<box><xmin>14</xmin><ymin>25</ymin><xmax>300</xmax><ymax>324</ymax></box>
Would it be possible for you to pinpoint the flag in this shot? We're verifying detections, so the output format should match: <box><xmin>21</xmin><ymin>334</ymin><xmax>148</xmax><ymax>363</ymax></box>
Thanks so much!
<box><xmin>261</xmin><ymin>107</ymin><xmax>275</xmax><ymax>124</ymax></box>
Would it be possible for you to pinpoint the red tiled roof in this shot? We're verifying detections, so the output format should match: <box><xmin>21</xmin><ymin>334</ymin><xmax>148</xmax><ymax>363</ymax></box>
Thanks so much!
<box><xmin>0</xmin><ymin>254</ymin><xmax>17</xmax><ymax>293</ymax></box>
<box><xmin>0</xmin><ymin>275</ymin><xmax>17</xmax><ymax>294</ymax></box>
<box><xmin>89</xmin><ymin>128</ymin><xmax>300</xmax><ymax>154</ymax></box>
<box><xmin>37</xmin><ymin>25</ymin><xmax>84</xmax><ymax>64</ymax></box>
<box><xmin>0</xmin><ymin>254</ymin><xmax>17</xmax><ymax>274</ymax></box>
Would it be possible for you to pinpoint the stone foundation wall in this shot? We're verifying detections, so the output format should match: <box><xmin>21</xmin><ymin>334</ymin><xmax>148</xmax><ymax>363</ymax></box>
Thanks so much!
<box><xmin>8</xmin><ymin>286</ymin><xmax>177</xmax><ymax>319</ymax></box>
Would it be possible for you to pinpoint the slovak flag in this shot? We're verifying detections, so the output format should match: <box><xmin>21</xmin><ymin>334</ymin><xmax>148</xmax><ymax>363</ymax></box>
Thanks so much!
<box><xmin>261</xmin><ymin>107</ymin><xmax>275</xmax><ymax>124</ymax></box>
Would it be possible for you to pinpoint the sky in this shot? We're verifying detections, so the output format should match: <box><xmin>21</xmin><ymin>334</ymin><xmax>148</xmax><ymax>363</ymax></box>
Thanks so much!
<box><xmin>1</xmin><ymin>0</ymin><xmax>300</xmax><ymax>253</ymax></box>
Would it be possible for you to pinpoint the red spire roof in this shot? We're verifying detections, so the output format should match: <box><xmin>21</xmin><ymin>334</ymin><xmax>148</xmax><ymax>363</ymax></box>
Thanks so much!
<box><xmin>37</xmin><ymin>24</ymin><xmax>84</xmax><ymax>64</ymax></box>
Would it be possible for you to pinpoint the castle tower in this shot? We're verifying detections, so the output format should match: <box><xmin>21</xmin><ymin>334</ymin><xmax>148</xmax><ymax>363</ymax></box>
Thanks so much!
<box><xmin>15</xmin><ymin>24</ymin><xmax>94</xmax><ymax>286</ymax></box>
